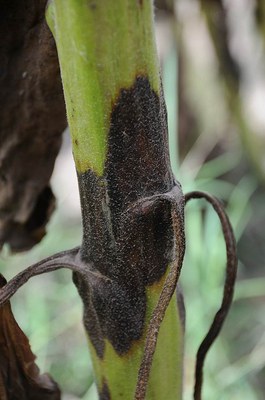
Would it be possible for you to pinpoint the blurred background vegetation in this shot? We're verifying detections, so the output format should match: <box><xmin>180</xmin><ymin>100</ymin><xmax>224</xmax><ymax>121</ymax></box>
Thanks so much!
<box><xmin>1</xmin><ymin>0</ymin><xmax>265</xmax><ymax>399</ymax></box>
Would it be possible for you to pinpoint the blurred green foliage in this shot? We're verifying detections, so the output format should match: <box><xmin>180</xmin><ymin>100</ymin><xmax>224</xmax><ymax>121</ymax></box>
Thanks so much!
<box><xmin>163</xmin><ymin>6</ymin><xmax>265</xmax><ymax>395</ymax></box>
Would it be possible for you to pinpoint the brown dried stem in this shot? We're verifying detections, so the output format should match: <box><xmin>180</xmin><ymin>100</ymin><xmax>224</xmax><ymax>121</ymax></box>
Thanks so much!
<box><xmin>185</xmin><ymin>191</ymin><xmax>237</xmax><ymax>400</ymax></box>
<box><xmin>134</xmin><ymin>188</ymin><xmax>237</xmax><ymax>400</ymax></box>
<box><xmin>0</xmin><ymin>247</ymin><xmax>110</xmax><ymax>308</ymax></box>
<box><xmin>134</xmin><ymin>185</ymin><xmax>186</xmax><ymax>400</ymax></box>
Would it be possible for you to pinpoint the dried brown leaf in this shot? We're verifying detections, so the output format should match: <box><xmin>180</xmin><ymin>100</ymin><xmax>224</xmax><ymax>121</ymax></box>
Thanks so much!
<box><xmin>0</xmin><ymin>275</ymin><xmax>61</xmax><ymax>400</ymax></box>
<box><xmin>0</xmin><ymin>1</ymin><xmax>66</xmax><ymax>252</ymax></box>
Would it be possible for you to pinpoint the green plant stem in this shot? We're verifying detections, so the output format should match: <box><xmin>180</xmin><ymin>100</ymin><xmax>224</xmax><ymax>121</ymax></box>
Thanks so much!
<box><xmin>46</xmin><ymin>1</ymin><xmax>184</xmax><ymax>399</ymax></box>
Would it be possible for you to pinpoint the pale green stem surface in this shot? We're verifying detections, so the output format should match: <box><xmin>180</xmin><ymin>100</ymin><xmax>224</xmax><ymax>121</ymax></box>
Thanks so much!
<box><xmin>46</xmin><ymin>0</ymin><xmax>160</xmax><ymax>175</ymax></box>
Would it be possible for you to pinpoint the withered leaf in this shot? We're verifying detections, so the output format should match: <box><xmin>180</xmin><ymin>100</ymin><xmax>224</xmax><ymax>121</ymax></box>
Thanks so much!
<box><xmin>0</xmin><ymin>275</ymin><xmax>61</xmax><ymax>399</ymax></box>
<box><xmin>0</xmin><ymin>1</ymin><xmax>66</xmax><ymax>252</ymax></box>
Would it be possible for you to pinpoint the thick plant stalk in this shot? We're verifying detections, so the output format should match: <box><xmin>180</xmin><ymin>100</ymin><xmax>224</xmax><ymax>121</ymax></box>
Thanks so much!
<box><xmin>46</xmin><ymin>1</ymin><xmax>185</xmax><ymax>399</ymax></box>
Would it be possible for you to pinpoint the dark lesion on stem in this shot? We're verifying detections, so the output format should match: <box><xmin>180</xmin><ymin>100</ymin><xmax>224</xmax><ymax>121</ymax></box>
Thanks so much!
<box><xmin>75</xmin><ymin>76</ymin><xmax>178</xmax><ymax>356</ymax></box>
<box><xmin>98</xmin><ymin>379</ymin><xmax>112</xmax><ymax>400</ymax></box>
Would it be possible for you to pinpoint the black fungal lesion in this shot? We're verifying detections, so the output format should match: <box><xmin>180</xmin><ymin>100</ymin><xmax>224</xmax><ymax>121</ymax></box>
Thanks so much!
<box><xmin>72</xmin><ymin>271</ymin><xmax>105</xmax><ymax>358</ymax></box>
<box><xmin>106</xmin><ymin>76</ymin><xmax>175</xmax><ymax>286</ymax></box>
<box><xmin>75</xmin><ymin>76</ymin><xmax>181</xmax><ymax>356</ymax></box>
<box><xmin>99</xmin><ymin>380</ymin><xmax>111</xmax><ymax>400</ymax></box>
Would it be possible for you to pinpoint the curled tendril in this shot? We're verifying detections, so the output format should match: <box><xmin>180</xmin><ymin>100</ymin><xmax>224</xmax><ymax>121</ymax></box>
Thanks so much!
<box><xmin>135</xmin><ymin>189</ymin><xmax>237</xmax><ymax>400</ymax></box>
<box><xmin>134</xmin><ymin>185</ymin><xmax>186</xmax><ymax>400</ymax></box>
<box><xmin>185</xmin><ymin>191</ymin><xmax>237</xmax><ymax>400</ymax></box>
